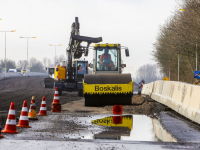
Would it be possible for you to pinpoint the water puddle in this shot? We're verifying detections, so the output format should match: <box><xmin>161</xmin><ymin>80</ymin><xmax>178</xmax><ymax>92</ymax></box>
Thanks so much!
<box><xmin>2</xmin><ymin>113</ymin><xmax>176</xmax><ymax>142</ymax></box>
<box><xmin>82</xmin><ymin>115</ymin><xmax>159</xmax><ymax>141</ymax></box>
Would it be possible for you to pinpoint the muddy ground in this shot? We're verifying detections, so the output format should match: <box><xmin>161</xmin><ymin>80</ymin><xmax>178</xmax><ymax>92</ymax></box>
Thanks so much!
<box><xmin>0</xmin><ymin>76</ymin><xmax>166</xmax><ymax>128</ymax></box>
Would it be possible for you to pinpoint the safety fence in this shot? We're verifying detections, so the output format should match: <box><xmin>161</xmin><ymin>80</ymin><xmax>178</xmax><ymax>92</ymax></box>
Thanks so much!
<box><xmin>142</xmin><ymin>80</ymin><xmax>200</xmax><ymax>125</ymax></box>
<box><xmin>0</xmin><ymin>72</ymin><xmax>47</xmax><ymax>78</ymax></box>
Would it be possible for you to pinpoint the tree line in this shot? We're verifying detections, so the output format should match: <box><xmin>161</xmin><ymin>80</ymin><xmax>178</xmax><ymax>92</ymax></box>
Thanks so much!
<box><xmin>134</xmin><ymin>64</ymin><xmax>162</xmax><ymax>84</ymax></box>
<box><xmin>153</xmin><ymin>0</ymin><xmax>200</xmax><ymax>83</ymax></box>
<box><xmin>0</xmin><ymin>55</ymin><xmax>66</xmax><ymax>72</ymax></box>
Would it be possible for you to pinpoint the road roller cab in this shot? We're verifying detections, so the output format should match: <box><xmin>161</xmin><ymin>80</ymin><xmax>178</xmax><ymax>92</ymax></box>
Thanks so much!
<box><xmin>83</xmin><ymin>43</ymin><xmax>133</xmax><ymax>106</ymax></box>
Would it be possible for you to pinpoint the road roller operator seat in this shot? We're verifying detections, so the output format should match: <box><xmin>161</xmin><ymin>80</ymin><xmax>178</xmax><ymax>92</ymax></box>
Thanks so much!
<box><xmin>99</xmin><ymin>49</ymin><xmax>114</xmax><ymax>70</ymax></box>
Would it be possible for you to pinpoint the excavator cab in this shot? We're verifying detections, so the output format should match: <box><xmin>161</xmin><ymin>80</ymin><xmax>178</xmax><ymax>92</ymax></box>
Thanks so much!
<box><xmin>74</xmin><ymin>60</ymin><xmax>88</xmax><ymax>82</ymax></box>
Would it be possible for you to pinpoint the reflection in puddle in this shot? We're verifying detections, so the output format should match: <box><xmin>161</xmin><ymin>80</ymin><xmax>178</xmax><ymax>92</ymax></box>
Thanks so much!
<box><xmin>87</xmin><ymin>115</ymin><xmax>159</xmax><ymax>141</ymax></box>
<box><xmin>152</xmin><ymin>118</ymin><xmax>177</xmax><ymax>142</ymax></box>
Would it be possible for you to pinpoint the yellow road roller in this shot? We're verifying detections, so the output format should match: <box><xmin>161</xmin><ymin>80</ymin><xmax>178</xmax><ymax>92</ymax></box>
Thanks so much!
<box><xmin>83</xmin><ymin>43</ymin><xmax>133</xmax><ymax>106</ymax></box>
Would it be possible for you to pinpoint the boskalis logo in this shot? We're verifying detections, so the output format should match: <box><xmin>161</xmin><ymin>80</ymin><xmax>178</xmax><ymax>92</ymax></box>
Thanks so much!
<box><xmin>95</xmin><ymin>85</ymin><xmax>122</xmax><ymax>91</ymax></box>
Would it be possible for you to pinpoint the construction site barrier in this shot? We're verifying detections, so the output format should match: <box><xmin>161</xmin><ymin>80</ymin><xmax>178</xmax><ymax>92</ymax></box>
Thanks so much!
<box><xmin>141</xmin><ymin>80</ymin><xmax>200</xmax><ymax>125</ymax></box>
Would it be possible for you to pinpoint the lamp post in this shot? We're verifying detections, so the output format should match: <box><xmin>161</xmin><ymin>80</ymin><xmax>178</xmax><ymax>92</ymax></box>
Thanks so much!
<box><xmin>0</xmin><ymin>30</ymin><xmax>16</xmax><ymax>78</ymax></box>
<box><xmin>20</xmin><ymin>37</ymin><xmax>37</xmax><ymax>69</ymax></box>
<box><xmin>166</xmin><ymin>27</ymin><xmax>181</xmax><ymax>81</ymax></box>
<box><xmin>49</xmin><ymin>44</ymin><xmax>62</xmax><ymax>65</ymax></box>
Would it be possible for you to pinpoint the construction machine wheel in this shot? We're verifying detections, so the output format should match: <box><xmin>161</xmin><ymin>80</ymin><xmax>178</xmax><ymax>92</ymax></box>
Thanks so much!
<box><xmin>85</xmin><ymin>94</ymin><xmax>133</xmax><ymax>107</ymax></box>
<box><xmin>78</xmin><ymin>89</ymin><xmax>83</xmax><ymax>97</ymax></box>
<box><xmin>83</xmin><ymin>74</ymin><xmax>133</xmax><ymax>106</ymax></box>
<box><xmin>58</xmin><ymin>90</ymin><xmax>62</xmax><ymax>96</ymax></box>
<box><xmin>44</xmin><ymin>78</ymin><xmax>54</xmax><ymax>88</ymax></box>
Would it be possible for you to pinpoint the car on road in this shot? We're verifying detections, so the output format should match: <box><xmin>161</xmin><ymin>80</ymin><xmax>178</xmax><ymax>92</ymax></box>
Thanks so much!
<box><xmin>21</xmin><ymin>69</ymin><xmax>30</xmax><ymax>75</ymax></box>
<box><xmin>8</xmin><ymin>69</ymin><xmax>17</xmax><ymax>73</ymax></box>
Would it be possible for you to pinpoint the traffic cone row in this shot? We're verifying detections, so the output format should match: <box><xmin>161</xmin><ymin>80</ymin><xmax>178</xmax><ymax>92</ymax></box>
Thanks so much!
<box><xmin>1</xmin><ymin>87</ymin><xmax>61</xmax><ymax>135</ymax></box>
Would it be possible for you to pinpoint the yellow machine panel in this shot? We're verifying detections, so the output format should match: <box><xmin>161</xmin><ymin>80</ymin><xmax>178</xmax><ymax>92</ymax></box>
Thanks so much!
<box><xmin>54</xmin><ymin>66</ymin><xmax>66</xmax><ymax>80</ymax></box>
<box><xmin>94</xmin><ymin>43</ymin><xmax>120</xmax><ymax>47</ymax></box>
<box><xmin>83</xmin><ymin>81</ymin><xmax>133</xmax><ymax>95</ymax></box>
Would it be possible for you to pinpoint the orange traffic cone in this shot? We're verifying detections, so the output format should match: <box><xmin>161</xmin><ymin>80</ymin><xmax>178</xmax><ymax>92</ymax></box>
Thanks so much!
<box><xmin>17</xmin><ymin>100</ymin><xmax>31</xmax><ymax>128</ymax></box>
<box><xmin>51</xmin><ymin>87</ymin><xmax>61</xmax><ymax>113</ymax></box>
<box><xmin>28</xmin><ymin>96</ymin><xmax>38</xmax><ymax>120</ymax></box>
<box><xmin>0</xmin><ymin>120</ymin><xmax>4</xmax><ymax>138</ymax></box>
<box><xmin>30</xmin><ymin>96</ymin><xmax>36</xmax><ymax>110</ymax></box>
<box><xmin>2</xmin><ymin>102</ymin><xmax>18</xmax><ymax>134</ymax></box>
<box><xmin>38</xmin><ymin>96</ymin><xmax>48</xmax><ymax>116</ymax></box>
<box><xmin>113</xmin><ymin>105</ymin><xmax>123</xmax><ymax>115</ymax></box>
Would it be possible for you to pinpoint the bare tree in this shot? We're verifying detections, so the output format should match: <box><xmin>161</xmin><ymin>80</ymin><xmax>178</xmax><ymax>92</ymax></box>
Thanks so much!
<box><xmin>47</xmin><ymin>59</ymin><xmax>54</xmax><ymax>67</ymax></box>
<box><xmin>135</xmin><ymin>64</ymin><xmax>162</xmax><ymax>84</ymax></box>
<box><xmin>29</xmin><ymin>57</ymin><xmax>45</xmax><ymax>72</ymax></box>
<box><xmin>43</xmin><ymin>57</ymin><xmax>48</xmax><ymax>68</ymax></box>
<box><xmin>17</xmin><ymin>60</ymin><xmax>27</xmax><ymax>69</ymax></box>
<box><xmin>152</xmin><ymin>0</ymin><xmax>200</xmax><ymax>83</ymax></box>
<box><xmin>57</xmin><ymin>54</ymin><xmax>66</xmax><ymax>64</ymax></box>
<box><xmin>0</xmin><ymin>59</ymin><xmax>16</xmax><ymax>71</ymax></box>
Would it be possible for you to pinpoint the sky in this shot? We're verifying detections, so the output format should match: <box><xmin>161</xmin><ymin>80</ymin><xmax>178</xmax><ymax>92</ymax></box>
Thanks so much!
<box><xmin>0</xmin><ymin>0</ymin><xmax>178</xmax><ymax>75</ymax></box>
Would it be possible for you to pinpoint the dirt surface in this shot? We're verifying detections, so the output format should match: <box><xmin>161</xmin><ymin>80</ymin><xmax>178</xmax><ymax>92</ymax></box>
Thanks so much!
<box><xmin>0</xmin><ymin>76</ymin><xmax>166</xmax><ymax>128</ymax></box>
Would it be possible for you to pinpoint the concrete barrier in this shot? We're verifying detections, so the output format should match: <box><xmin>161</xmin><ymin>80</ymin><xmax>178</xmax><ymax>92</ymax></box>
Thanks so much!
<box><xmin>141</xmin><ymin>84</ymin><xmax>149</xmax><ymax>95</ymax></box>
<box><xmin>142</xmin><ymin>80</ymin><xmax>200</xmax><ymax>125</ymax></box>
<box><xmin>152</xmin><ymin>118</ymin><xmax>177</xmax><ymax>142</ymax></box>
<box><xmin>151</xmin><ymin>80</ymin><xmax>164</xmax><ymax>102</ymax></box>
<box><xmin>179</xmin><ymin>84</ymin><xmax>200</xmax><ymax>124</ymax></box>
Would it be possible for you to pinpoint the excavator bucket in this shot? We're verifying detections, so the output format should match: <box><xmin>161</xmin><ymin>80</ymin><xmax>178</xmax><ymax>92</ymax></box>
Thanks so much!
<box><xmin>83</xmin><ymin>74</ymin><xmax>133</xmax><ymax>106</ymax></box>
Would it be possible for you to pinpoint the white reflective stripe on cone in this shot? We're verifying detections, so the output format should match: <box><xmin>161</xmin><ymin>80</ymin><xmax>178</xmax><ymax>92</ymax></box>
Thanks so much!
<box><xmin>6</xmin><ymin>119</ymin><xmax>16</xmax><ymax>125</ymax></box>
<box><xmin>8</xmin><ymin>110</ymin><xmax>15</xmax><ymax>115</ymax></box>
<box><xmin>22</xmin><ymin>107</ymin><xmax>28</xmax><ymax>112</ymax></box>
<box><xmin>19</xmin><ymin>115</ymin><xmax>28</xmax><ymax>120</ymax></box>
<box><xmin>32</xmin><ymin>103</ymin><xmax>36</xmax><ymax>106</ymax></box>
<box><xmin>40</xmin><ymin>107</ymin><xmax>46</xmax><ymax>110</ymax></box>
<box><xmin>29</xmin><ymin>109</ymin><xmax>32</xmax><ymax>112</ymax></box>
<box><xmin>42</xmin><ymin>101</ymin><xmax>46</xmax><ymax>104</ymax></box>
<box><xmin>53</xmin><ymin>97</ymin><xmax>59</xmax><ymax>99</ymax></box>
<box><xmin>55</xmin><ymin>91</ymin><xmax>59</xmax><ymax>94</ymax></box>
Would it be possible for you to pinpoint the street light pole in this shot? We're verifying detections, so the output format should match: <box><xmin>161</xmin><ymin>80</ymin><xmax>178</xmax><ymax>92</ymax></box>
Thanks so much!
<box><xmin>49</xmin><ymin>44</ymin><xmax>62</xmax><ymax>65</ymax></box>
<box><xmin>5</xmin><ymin>32</ymin><xmax>6</xmax><ymax>77</ymax></box>
<box><xmin>166</xmin><ymin>27</ymin><xmax>181</xmax><ymax>81</ymax></box>
<box><xmin>178</xmin><ymin>54</ymin><xmax>180</xmax><ymax>81</ymax></box>
<box><xmin>20</xmin><ymin>37</ymin><xmax>37</xmax><ymax>69</ymax></box>
<box><xmin>0</xmin><ymin>30</ymin><xmax>16</xmax><ymax>78</ymax></box>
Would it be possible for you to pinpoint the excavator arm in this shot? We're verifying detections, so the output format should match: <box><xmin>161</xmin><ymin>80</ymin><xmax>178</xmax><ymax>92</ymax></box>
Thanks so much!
<box><xmin>66</xmin><ymin>17</ymin><xmax>102</xmax><ymax>81</ymax></box>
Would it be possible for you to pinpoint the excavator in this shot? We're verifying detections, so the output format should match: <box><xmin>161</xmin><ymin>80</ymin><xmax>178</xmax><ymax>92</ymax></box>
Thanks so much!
<box><xmin>44</xmin><ymin>17</ymin><xmax>102</xmax><ymax>96</ymax></box>
<box><xmin>83</xmin><ymin>44</ymin><xmax>133</xmax><ymax>106</ymax></box>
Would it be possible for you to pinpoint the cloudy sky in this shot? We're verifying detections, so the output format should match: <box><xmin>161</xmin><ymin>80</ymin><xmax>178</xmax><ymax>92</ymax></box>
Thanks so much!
<box><xmin>0</xmin><ymin>0</ymin><xmax>177</xmax><ymax>74</ymax></box>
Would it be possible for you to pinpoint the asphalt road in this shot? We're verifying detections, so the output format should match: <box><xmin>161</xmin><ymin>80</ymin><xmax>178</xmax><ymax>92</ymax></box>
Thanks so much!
<box><xmin>1</xmin><ymin>77</ymin><xmax>200</xmax><ymax>149</ymax></box>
